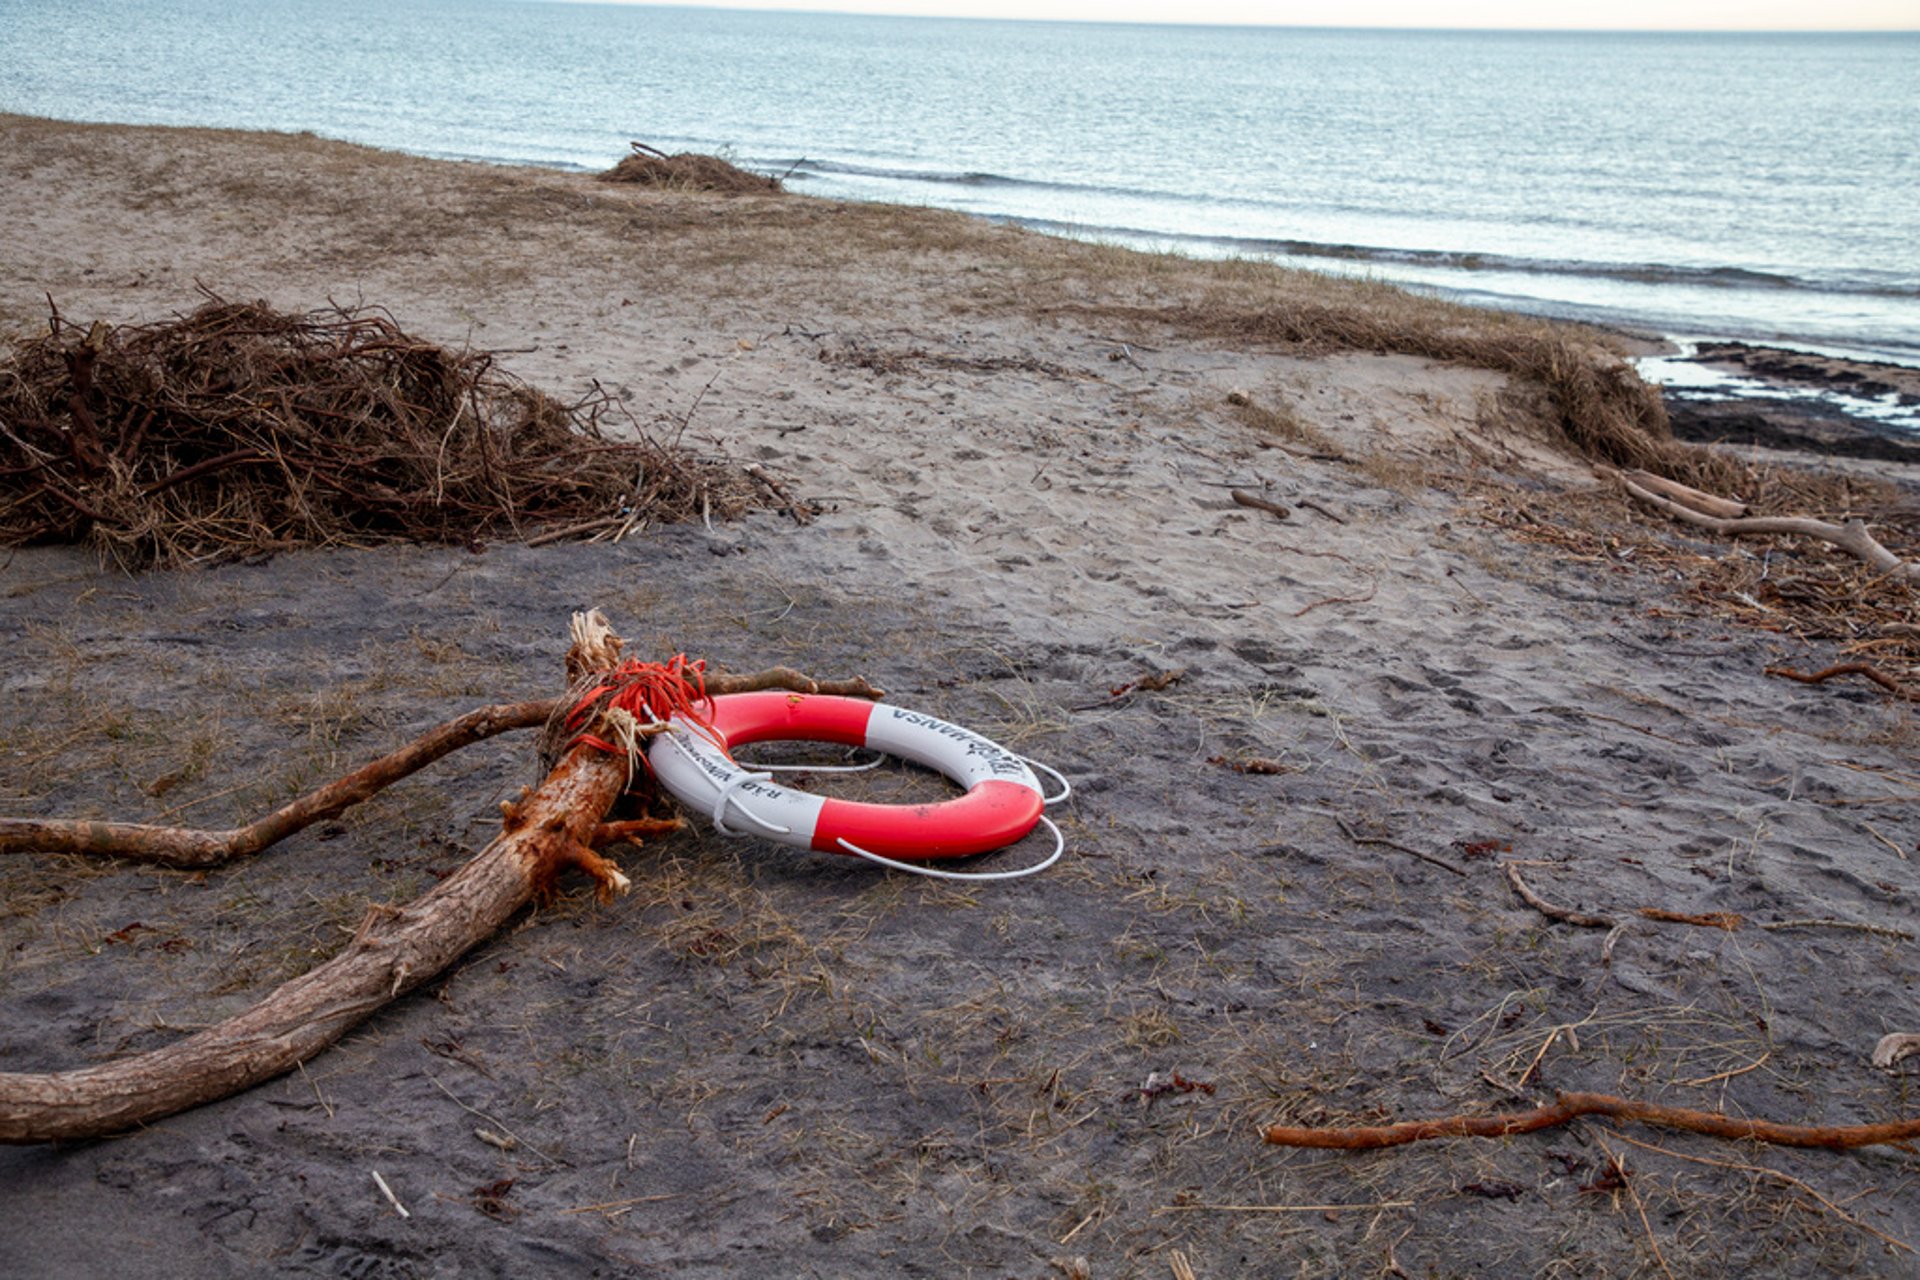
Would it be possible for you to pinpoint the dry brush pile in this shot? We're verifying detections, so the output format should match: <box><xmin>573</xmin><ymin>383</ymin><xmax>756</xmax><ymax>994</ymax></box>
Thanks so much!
<box><xmin>0</xmin><ymin>296</ymin><xmax>755</xmax><ymax>567</ymax></box>
<box><xmin>599</xmin><ymin>141</ymin><xmax>783</xmax><ymax>193</ymax></box>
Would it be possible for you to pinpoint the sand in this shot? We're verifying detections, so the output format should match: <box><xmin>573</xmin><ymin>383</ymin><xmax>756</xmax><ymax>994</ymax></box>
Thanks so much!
<box><xmin>2</xmin><ymin>115</ymin><xmax>1917</xmax><ymax>1277</ymax></box>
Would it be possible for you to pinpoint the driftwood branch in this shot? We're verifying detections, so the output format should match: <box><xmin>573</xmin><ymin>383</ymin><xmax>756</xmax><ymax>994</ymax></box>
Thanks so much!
<box><xmin>1614</xmin><ymin>473</ymin><xmax>1916</xmax><ymax>582</ymax></box>
<box><xmin>1616</xmin><ymin>468</ymin><xmax>1747</xmax><ymax>519</ymax></box>
<box><xmin>0</xmin><ymin>611</ymin><xmax>882</xmax><ymax>1144</ymax></box>
<box><xmin>0</xmin><ymin>700</ymin><xmax>557</xmax><ymax>866</ymax></box>
<box><xmin>0</xmin><ymin>667</ymin><xmax>882</xmax><ymax>870</ymax></box>
<box><xmin>1263</xmin><ymin>1090</ymin><xmax>1920</xmax><ymax>1151</ymax></box>
<box><xmin>0</xmin><ymin>618</ymin><xmax>632</xmax><ymax>1145</ymax></box>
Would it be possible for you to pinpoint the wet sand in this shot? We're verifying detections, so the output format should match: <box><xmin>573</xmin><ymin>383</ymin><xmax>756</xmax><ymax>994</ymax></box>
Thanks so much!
<box><xmin>2</xmin><ymin>116</ymin><xmax>1917</xmax><ymax>1278</ymax></box>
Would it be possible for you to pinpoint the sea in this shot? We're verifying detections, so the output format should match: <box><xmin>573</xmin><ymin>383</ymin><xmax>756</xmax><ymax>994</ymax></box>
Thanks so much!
<box><xmin>4</xmin><ymin>0</ymin><xmax>1918</xmax><ymax>423</ymax></box>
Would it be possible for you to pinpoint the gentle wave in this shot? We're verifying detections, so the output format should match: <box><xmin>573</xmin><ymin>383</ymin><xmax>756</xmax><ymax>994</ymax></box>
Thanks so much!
<box><xmin>997</xmin><ymin>216</ymin><xmax>1920</xmax><ymax>301</ymax></box>
<box><xmin>781</xmin><ymin>157</ymin><xmax>1210</xmax><ymax>206</ymax></box>
<box><xmin>780</xmin><ymin>160</ymin><xmax>1920</xmax><ymax>302</ymax></box>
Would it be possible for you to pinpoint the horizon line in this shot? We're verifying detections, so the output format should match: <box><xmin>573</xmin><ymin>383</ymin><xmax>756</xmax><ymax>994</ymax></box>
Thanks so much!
<box><xmin>530</xmin><ymin>0</ymin><xmax>1920</xmax><ymax>34</ymax></box>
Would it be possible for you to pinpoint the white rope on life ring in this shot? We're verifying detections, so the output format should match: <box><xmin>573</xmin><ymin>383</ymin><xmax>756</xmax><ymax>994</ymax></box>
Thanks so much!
<box><xmin>645</xmin><ymin>691</ymin><xmax>1067</xmax><ymax>881</ymax></box>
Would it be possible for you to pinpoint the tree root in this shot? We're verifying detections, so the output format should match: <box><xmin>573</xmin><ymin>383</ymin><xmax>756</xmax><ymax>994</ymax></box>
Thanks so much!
<box><xmin>1765</xmin><ymin>662</ymin><xmax>1919</xmax><ymax>701</ymax></box>
<box><xmin>1263</xmin><ymin>1091</ymin><xmax>1920</xmax><ymax>1151</ymax></box>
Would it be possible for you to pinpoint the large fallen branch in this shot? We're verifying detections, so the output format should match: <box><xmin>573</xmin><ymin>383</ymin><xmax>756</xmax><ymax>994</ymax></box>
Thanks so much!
<box><xmin>0</xmin><ymin>613</ymin><xmax>881</xmax><ymax>1144</ymax></box>
<box><xmin>0</xmin><ymin>699</ymin><xmax>558</xmax><ymax>865</ymax></box>
<box><xmin>1263</xmin><ymin>1091</ymin><xmax>1920</xmax><ymax>1151</ymax></box>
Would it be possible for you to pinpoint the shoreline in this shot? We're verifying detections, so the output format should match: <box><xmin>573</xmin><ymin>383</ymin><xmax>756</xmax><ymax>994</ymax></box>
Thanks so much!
<box><xmin>1638</xmin><ymin>338</ymin><xmax>1920</xmax><ymax>465</ymax></box>
<box><xmin>10</xmin><ymin>106</ymin><xmax>1916</xmax><ymax>393</ymax></box>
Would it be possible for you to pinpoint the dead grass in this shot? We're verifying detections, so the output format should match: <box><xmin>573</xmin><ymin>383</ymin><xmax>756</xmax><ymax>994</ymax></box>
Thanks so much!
<box><xmin>1223</xmin><ymin>389</ymin><xmax>1342</xmax><ymax>457</ymax></box>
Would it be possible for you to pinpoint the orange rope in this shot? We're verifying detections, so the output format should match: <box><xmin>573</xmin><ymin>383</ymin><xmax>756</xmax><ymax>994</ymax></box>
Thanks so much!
<box><xmin>564</xmin><ymin>654</ymin><xmax>719</xmax><ymax>764</ymax></box>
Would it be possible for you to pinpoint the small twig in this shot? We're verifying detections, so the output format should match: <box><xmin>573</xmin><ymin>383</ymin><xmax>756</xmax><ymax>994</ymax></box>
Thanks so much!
<box><xmin>427</xmin><ymin>1073</ymin><xmax>566</xmax><ymax>1167</ymax></box>
<box><xmin>297</xmin><ymin>1059</ymin><xmax>334</xmax><ymax>1119</ymax></box>
<box><xmin>1334</xmin><ymin>817</ymin><xmax>1467</xmax><ymax>877</ymax></box>
<box><xmin>1766</xmin><ymin>663</ymin><xmax>1919</xmax><ymax>701</ymax></box>
<box><xmin>743</xmin><ymin>462</ymin><xmax>814</xmax><ymax>525</ymax></box>
<box><xmin>1293</xmin><ymin>575</ymin><xmax>1378</xmax><ymax>618</ymax></box>
<box><xmin>1678</xmin><ymin>1049</ymin><xmax>1771</xmax><ymax>1088</ymax></box>
<box><xmin>526</xmin><ymin>515</ymin><xmax>625</xmax><ymax>547</ymax></box>
<box><xmin>1503</xmin><ymin>862</ymin><xmax>1616</xmax><ymax>929</ymax></box>
<box><xmin>1757</xmin><ymin>918</ymin><xmax>1913</xmax><ymax>941</ymax></box>
<box><xmin>1060</xmin><ymin>1207</ymin><xmax>1101</xmax><ymax>1244</ymax></box>
<box><xmin>1861</xmin><ymin>820</ymin><xmax>1909</xmax><ymax>861</ymax></box>
<box><xmin>560</xmin><ymin>1193</ymin><xmax>682</xmax><ymax>1215</ymax></box>
<box><xmin>370</xmin><ymin>1169</ymin><xmax>410</xmax><ymax>1219</ymax></box>
<box><xmin>1637</xmin><ymin>907</ymin><xmax>1743</xmax><ymax>931</ymax></box>
<box><xmin>1230</xmin><ymin>488</ymin><xmax>1290</xmax><ymax>520</ymax></box>
<box><xmin>1296</xmin><ymin>497</ymin><xmax>1346</xmax><ymax>524</ymax></box>
<box><xmin>1601</xmin><ymin>924</ymin><xmax>1625</xmax><ymax>965</ymax></box>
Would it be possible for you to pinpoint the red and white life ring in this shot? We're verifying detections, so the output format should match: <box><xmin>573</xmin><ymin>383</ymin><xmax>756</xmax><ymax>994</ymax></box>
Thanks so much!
<box><xmin>645</xmin><ymin>691</ymin><xmax>1059</xmax><ymax>871</ymax></box>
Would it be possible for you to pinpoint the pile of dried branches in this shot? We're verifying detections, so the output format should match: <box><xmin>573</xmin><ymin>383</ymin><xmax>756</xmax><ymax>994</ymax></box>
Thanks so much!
<box><xmin>0</xmin><ymin>296</ymin><xmax>755</xmax><ymax>566</ymax></box>
<box><xmin>599</xmin><ymin>142</ymin><xmax>782</xmax><ymax>194</ymax></box>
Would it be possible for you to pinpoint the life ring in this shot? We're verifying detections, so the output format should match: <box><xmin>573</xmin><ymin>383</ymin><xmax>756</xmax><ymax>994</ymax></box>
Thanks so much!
<box><xmin>645</xmin><ymin>691</ymin><xmax>1051</xmax><ymax>862</ymax></box>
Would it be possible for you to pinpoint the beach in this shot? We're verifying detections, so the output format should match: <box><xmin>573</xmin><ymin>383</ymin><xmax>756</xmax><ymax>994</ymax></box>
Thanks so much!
<box><xmin>3</xmin><ymin>116</ymin><xmax>1918</xmax><ymax>1277</ymax></box>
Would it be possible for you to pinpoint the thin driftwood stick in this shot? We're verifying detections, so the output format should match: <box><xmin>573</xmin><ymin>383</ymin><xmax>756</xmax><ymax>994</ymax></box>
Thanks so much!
<box><xmin>0</xmin><ymin>700</ymin><xmax>558</xmax><ymax>866</ymax></box>
<box><xmin>1504</xmin><ymin>862</ymin><xmax>1616</xmax><ymax>929</ymax></box>
<box><xmin>1637</xmin><ymin>907</ymin><xmax>1742</xmax><ymax>931</ymax></box>
<box><xmin>1231</xmin><ymin>488</ymin><xmax>1291</xmax><ymax>520</ymax></box>
<box><xmin>707</xmin><ymin>666</ymin><xmax>885</xmax><ymax>700</ymax></box>
<box><xmin>1334</xmin><ymin>816</ymin><xmax>1466</xmax><ymax>877</ymax></box>
<box><xmin>1616</xmin><ymin>474</ymin><xmax>1917</xmax><ymax>582</ymax></box>
<box><xmin>1262</xmin><ymin>1090</ymin><xmax>1920</xmax><ymax>1151</ymax></box>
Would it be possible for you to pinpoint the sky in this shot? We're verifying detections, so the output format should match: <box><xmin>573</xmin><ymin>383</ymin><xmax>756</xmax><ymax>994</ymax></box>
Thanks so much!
<box><xmin>584</xmin><ymin>0</ymin><xmax>1920</xmax><ymax>29</ymax></box>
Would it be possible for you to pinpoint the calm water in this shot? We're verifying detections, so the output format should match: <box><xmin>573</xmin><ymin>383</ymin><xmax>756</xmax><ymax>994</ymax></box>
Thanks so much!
<box><xmin>4</xmin><ymin>0</ymin><xmax>1917</xmax><ymax>377</ymax></box>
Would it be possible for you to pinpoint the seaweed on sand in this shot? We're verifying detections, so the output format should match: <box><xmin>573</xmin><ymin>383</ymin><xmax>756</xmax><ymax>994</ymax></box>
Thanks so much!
<box><xmin>0</xmin><ymin>295</ymin><xmax>752</xmax><ymax>567</ymax></box>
